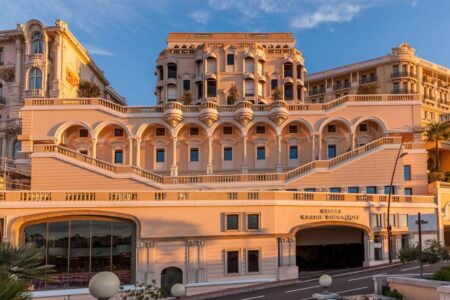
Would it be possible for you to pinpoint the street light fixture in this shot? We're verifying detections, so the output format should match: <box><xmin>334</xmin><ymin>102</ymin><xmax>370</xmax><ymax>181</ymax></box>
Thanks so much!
<box><xmin>387</xmin><ymin>137</ymin><xmax>408</xmax><ymax>264</ymax></box>
<box><xmin>171</xmin><ymin>283</ymin><xmax>186</xmax><ymax>299</ymax></box>
<box><xmin>88</xmin><ymin>271</ymin><xmax>121</xmax><ymax>300</ymax></box>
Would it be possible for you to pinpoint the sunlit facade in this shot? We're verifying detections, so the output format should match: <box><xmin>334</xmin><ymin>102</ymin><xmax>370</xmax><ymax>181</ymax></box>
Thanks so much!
<box><xmin>0</xmin><ymin>21</ymin><xmax>447</xmax><ymax>298</ymax></box>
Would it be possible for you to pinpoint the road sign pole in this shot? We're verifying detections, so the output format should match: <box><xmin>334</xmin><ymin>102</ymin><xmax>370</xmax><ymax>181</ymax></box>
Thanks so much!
<box><xmin>418</xmin><ymin>212</ymin><xmax>423</xmax><ymax>278</ymax></box>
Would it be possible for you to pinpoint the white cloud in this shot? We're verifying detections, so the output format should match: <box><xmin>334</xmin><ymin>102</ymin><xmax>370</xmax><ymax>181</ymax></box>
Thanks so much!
<box><xmin>84</xmin><ymin>45</ymin><xmax>115</xmax><ymax>57</ymax></box>
<box><xmin>291</xmin><ymin>3</ymin><xmax>362</xmax><ymax>29</ymax></box>
<box><xmin>190</xmin><ymin>10</ymin><xmax>211</xmax><ymax>24</ymax></box>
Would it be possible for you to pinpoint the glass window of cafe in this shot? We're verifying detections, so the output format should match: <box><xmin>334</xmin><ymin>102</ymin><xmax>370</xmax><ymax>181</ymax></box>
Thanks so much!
<box><xmin>23</xmin><ymin>216</ymin><xmax>135</xmax><ymax>290</ymax></box>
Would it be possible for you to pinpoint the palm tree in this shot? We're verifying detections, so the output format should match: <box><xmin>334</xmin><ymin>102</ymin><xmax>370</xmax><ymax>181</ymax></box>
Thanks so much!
<box><xmin>0</xmin><ymin>243</ymin><xmax>54</xmax><ymax>300</ymax></box>
<box><xmin>425</xmin><ymin>121</ymin><xmax>449</xmax><ymax>171</ymax></box>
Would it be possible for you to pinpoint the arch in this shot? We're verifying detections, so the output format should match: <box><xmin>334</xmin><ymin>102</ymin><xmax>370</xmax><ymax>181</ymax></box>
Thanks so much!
<box><xmin>281</xmin><ymin>118</ymin><xmax>314</xmax><ymax>134</ymax></box>
<box><xmin>211</xmin><ymin>119</ymin><xmax>245</xmax><ymax>137</ymax></box>
<box><xmin>161</xmin><ymin>267</ymin><xmax>183</xmax><ymax>297</ymax></box>
<box><xmin>93</xmin><ymin>120</ymin><xmax>131</xmax><ymax>139</ymax></box>
<box><xmin>316</xmin><ymin>117</ymin><xmax>352</xmax><ymax>133</ymax></box>
<box><xmin>289</xmin><ymin>221</ymin><xmax>370</xmax><ymax>237</ymax></box>
<box><xmin>351</xmin><ymin>116</ymin><xmax>388</xmax><ymax>134</ymax></box>
<box><xmin>175</xmin><ymin>121</ymin><xmax>209</xmax><ymax>137</ymax></box>
<box><xmin>8</xmin><ymin>209</ymin><xmax>142</xmax><ymax>245</ymax></box>
<box><xmin>136</xmin><ymin>122</ymin><xmax>173</xmax><ymax>139</ymax></box>
<box><xmin>54</xmin><ymin>121</ymin><xmax>94</xmax><ymax>144</ymax></box>
<box><xmin>247</xmin><ymin>120</ymin><xmax>279</xmax><ymax>135</ymax></box>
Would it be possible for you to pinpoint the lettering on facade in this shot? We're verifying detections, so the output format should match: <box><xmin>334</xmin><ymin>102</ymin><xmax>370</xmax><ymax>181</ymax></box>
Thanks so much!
<box><xmin>66</xmin><ymin>67</ymin><xmax>79</xmax><ymax>87</ymax></box>
<box><xmin>300</xmin><ymin>209</ymin><xmax>359</xmax><ymax>221</ymax></box>
<box><xmin>109</xmin><ymin>192</ymin><xmax>138</xmax><ymax>201</ymax></box>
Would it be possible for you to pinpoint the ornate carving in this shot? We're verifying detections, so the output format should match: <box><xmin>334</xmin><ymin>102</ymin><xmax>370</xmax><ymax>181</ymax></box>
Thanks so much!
<box><xmin>164</xmin><ymin>115</ymin><xmax>183</xmax><ymax>128</ymax></box>
<box><xmin>235</xmin><ymin>114</ymin><xmax>253</xmax><ymax>127</ymax></box>
<box><xmin>200</xmin><ymin>114</ymin><xmax>219</xmax><ymax>127</ymax></box>
<box><xmin>0</xmin><ymin>67</ymin><xmax>15</xmax><ymax>83</ymax></box>
<box><xmin>269</xmin><ymin>113</ymin><xmax>288</xmax><ymax>126</ymax></box>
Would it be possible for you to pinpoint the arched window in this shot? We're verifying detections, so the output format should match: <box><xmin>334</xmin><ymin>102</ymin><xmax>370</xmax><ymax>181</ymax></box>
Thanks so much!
<box><xmin>13</xmin><ymin>140</ymin><xmax>20</xmax><ymax>160</ymax></box>
<box><xmin>31</xmin><ymin>32</ymin><xmax>44</xmax><ymax>54</ymax></box>
<box><xmin>167</xmin><ymin>63</ymin><xmax>177</xmax><ymax>79</ymax></box>
<box><xmin>245</xmin><ymin>79</ymin><xmax>254</xmax><ymax>97</ymax></box>
<box><xmin>207</xmin><ymin>57</ymin><xmax>217</xmax><ymax>73</ymax></box>
<box><xmin>29</xmin><ymin>68</ymin><xmax>42</xmax><ymax>90</ymax></box>
<box><xmin>24</xmin><ymin>217</ymin><xmax>135</xmax><ymax>289</ymax></box>
<box><xmin>245</xmin><ymin>57</ymin><xmax>254</xmax><ymax>73</ymax></box>
<box><xmin>284</xmin><ymin>62</ymin><xmax>293</xmax><ymax>78</ymax></box>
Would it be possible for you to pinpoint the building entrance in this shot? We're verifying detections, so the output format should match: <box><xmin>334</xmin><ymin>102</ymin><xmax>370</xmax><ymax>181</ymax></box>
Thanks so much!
<box><xmin>296</xmin><ymin>226</ymin><xmax>365</xmax><ymax>270</ymax></box>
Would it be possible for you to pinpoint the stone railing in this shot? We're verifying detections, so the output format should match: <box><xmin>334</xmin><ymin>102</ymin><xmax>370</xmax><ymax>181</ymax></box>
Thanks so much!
<box><xmin>0</xmin><ymin>190</ymin><xmax>434</xmax><ymax>204</ymax></box>
<box><xmin>24</xmin><ymin>94</ymin><xmax>420</xmax><ymax>114</ymax></box>
<box><xmin>33</xmin><ymin>136</ymin><xmax>400</xmax><ymax>186</ymax></box>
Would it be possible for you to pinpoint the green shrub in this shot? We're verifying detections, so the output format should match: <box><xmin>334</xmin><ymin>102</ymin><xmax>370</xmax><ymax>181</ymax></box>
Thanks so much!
<box><xmin>383</xmin><ymin>289</ymin><xmax>404</xmax><ymax>299</ymax></box>
<box><xmin>432</xmin><ymin>266</ymin><xmax>450</xmax><ymax>281</ymax></box>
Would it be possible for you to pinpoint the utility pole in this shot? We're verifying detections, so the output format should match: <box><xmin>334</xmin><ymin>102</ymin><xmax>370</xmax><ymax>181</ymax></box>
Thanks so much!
<box><xmin>416</xmin><ymin>213</ymin><xmax>428</xmax><ymax>278</ymax></box>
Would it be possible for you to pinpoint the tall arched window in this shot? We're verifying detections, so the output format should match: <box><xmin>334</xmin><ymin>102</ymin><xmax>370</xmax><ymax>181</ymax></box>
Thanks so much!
<box><xmin>13</xmin><ymin>140</ymin><xmax>20</xmax><ymax>160</ymax></box>
<box><xmin>29</xmin><ymin>68</ymin><xmax>42</xmax><ymax>90</ymax></box>
<box><xmin>31</xmin><ymin>32</ymin><xmax>44</xmax><ymax>54</ymax></box>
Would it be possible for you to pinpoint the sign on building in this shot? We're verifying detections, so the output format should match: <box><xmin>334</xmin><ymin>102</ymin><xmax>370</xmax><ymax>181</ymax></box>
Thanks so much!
<box><xmin>407</xmin><ymin>214</ymin><xmax>437</xmax><ymax>232</ymax></box>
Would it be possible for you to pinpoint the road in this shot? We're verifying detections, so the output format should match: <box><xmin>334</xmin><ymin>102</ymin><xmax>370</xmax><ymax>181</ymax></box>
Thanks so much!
<box><xmin>209</xmin><ymin>262</ymin><xmax>448</xmax><ymax>300</ymax></box>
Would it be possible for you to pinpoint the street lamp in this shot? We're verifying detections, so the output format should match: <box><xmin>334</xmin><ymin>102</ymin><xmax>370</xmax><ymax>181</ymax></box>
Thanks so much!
<box><xmin>387</xmin><ymin>137</ymin><xmax>408</xmax><ymax>264</ymax></box>
<box><xmin>171</xmin><ymin>283</ymin><xmax>186</xmax><ymax>299</ymax></box>
<box><xmin>88</xmin><ymin>271</ymin><xmax>121</xmax><ymax>300</ymax></box>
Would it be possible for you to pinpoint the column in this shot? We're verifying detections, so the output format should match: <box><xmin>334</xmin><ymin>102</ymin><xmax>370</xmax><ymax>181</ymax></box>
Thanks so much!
<box><xmin>1</xmin><ymin>135</ymin><xmax>6</xmax><ymax>158</ymax></box>
<box><xmin>14</xmin><ymin>39</ymin><xmax>22</xmax><ymax>94</ymax></box>
<box><xmin>186</xmin><ymin>240</ymin><xmax>198</xmax><ymax>283</ymax></box>
<box><xmin>91</xmin><ymin>138</ymin><xmax>97</xmax><ymax>159</ymax></box>
<box><xmin>128</xmin><ymin>137</ymin><xmax>133</xmax><ymax>165</ymax></box>
<box><xmin>242</xmin><ymin>135</ymin><xmax>248</xmax><ymax>173</ymax></box>
<box><xmin>318</xmin><ymin>134</ymin><xmax>323</xmax><ymax>160</ymax></box>
<box><xmin>135</xmin><ymin>137</ymin><xmax>141</xmax><ymax>167</ymax></box>
<box><xmin>311</xmin><ymin>134</ymin><xmax>316</xmax><ymax>161</ymax></box>
<box><xmin>136</xmin><ymin>240</ymin><xmax>156</xmax><ymax>285</ymax></box>
<box><xmin>51</xmin><ymin>35</ymin><xmax>62</xmax><ymax>96</ymax></box>
<box><xmin>276</xmin><ymin>134</ymin><xmax>282</xmax><ymax>172</ymax></box>
<box><xmin>351</xmin><ymin>133</ymin><xmax>356</xmax><ymax>150</ymax></box>
<box><xmin>171</xmin><ymin>136</ymin><xmax>178</xmax><ymax>176</ymax></box>
<box><xmin>197</xmin><ymin>240</ymin><xmax>206</xmax><ymax>282</ymax></box>
<box><xmin>363</xmin><ymin>234</ymin><xmax>370</xmax><ymax>267</ymax></box>
<box><xmin>288</xmin><ymin>237</ymin><xmax>296</xmax><ymax>266</ymax></box>
<box><xmin>207</xmin><ymin>136</ymin><xmax>213</xmax><ymax>174</ymax></box>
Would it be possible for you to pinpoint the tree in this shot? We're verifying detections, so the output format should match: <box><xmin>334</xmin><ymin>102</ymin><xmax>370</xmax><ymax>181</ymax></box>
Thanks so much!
<box><xmin>271</xmin><ymin>86</ymin><xmax>283</xmax><ymax>101</ymax></box>
<box><xmin>398</xmin><ymin>239</ymin><xmax>450</xmax><ymax>265</ymax></box>
<box><xmin>0</xmin><ymin>243</ymin><xmax>55</xmax><ymax>300</ymax></box>
<box><xmin>118</xmin><ymin>281</ymin><xmax>162</xmax><ymax>300</ymax></box>
<box><xmin>227</xmin><ymin>84</ymin><xmax>239</xmax><ymax>104</ymax></box>
<box><xmin>425</xmin><ymin>122</ymin><xmax>449</xmax><ymax>171</ymax></box>
<box><xmin>77</xmin><ymin>80</ymin><xmax>101</xmax><ymax>98</ymax></box>
<box><xmin>181</xmin><ymin>90</ymin><xmax>192</xmax><ymax>105</ymax></box>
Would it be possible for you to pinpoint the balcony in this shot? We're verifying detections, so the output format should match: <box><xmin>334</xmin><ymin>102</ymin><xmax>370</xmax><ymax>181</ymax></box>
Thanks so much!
<box><xmin>333</xmin><ymin>82</ymin><xmax>351</xmax><ymax>91</ymax></box>
<box><xmin>391</xmin><ymin>89</ymin><xmax>414</xmax><ymax>94</ymax></box>
<box><xmin>359</xmin><ymin>76</ymin><xmax>377</xmax><ymax>84</ymax></box>
<box><xmin>25</xmin><ymin>89</ymin><xmax>44</xmax><ymax>97</ymax></box>
<box><xmin>391</xmin><ymin>71</ymin><xmax>416</xmax><ymax>79</ymax></box>
<box><xmin>308</xmin><ymin>87</ymin><xmax>326</xmax><ymax>96</ymax></box>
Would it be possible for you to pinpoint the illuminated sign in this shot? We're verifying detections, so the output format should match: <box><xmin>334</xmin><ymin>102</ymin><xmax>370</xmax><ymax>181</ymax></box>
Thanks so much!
<box><xmin>66</xmin><ymin>67</ymin><xmax>79</xmax><ymax>86</ymax></box>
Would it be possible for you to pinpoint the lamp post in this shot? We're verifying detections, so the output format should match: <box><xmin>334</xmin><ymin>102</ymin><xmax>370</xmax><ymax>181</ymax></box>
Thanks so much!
<box><xmin>312</xmin><ymin>274</ymin><xmax>340</xmax><ymax>299</ymax></box>
<box><xmin>171</xmin><ymin>283</ymin><xmax>186</xmax><ymax>300</ymax></box>
<box><xmin>387</xmin><ymin>137</ymin><xmax>408</xmax><ymax>264</ymax></box>
<box><xmin>88</xmin><ymin>271</ymin><xmax>120</xmax><ymax>300</ymax></box>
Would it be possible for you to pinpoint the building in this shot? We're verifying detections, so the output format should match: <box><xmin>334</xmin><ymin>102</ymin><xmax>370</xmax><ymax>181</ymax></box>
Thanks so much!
<box><xmin>0</xmin><ymin>21</ymin><xmax>445</xmax><ymax>298</ymax></box>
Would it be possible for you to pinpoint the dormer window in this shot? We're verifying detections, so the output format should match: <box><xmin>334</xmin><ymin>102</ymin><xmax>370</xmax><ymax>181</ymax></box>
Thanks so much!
<box><xmin>31</xmin><ymin>32</ymin><xmax>44</xmax><ymax>54</ymax></box>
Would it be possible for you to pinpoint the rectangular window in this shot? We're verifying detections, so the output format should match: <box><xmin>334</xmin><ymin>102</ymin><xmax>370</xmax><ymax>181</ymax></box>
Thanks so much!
<box><xmin>247</xmin><ymin>214</ymin><xmax>260</xmax><ymax>230</ymax></box>
<box><xmin>227</xmin><ymin>54</ymin><xmax>235</xmax><ymax>65</ymax></box>
<box><xmin>114</xmin><ymin>150</ymin><xmax>123</xmax><ymax>164</ymax></box>
<box><xmin>327</xmin><ymin>124</ymin><xmax>336</xmax><ymax>132</ymax></box>
<box><xmin>79</xmin><ymin>129</ymin><xmax>89</xmax><ymax>137</ymax></box>
<box><xmin>327</xmin><ymin>145</ymin><xmax>337</xmax><ymax>158</ymax></box>
<box><xmin>197</xmin><ymin>82</ymin><xmax>203</xmax><ymax>99</ymax></box>
<box><xmin>190</xmin><ymin>148</ymin><xmax>199</xmax><ymax>162</ymax></box>
<box><xmin>271</xmin><ymin>79</ymin><xmax>278</xmax><ymax>90</ymax></box>
<box><xmin>384</xmin><ymin>185</ymin><xmax>395</xmax><ymax>195</ymax></box>
<box><xmin>79</xmin><ymin>150</ymin><xmax>88</xmax><ymax>155</ymax></box>
<box><xmin>366</xmin><ymin>186</ymin><xmax>377</xmax><ymax>194</ymax></box>
<box><xmin>404</xmin><ymin>165</ymin><xmax>411</xmax><ymax>181</ymax></box>
<box><xmin>288</xmin><ymin>125</ymin><xmax>298</xmax><ymax>133</ymax></box>
<box><xmin>247</xmin><ymin>250</ymin><xmax>260</xmax><ymax>273</ymax></box>
<box><xmin>348</xmin><ymin>187</ymin><xmax>360</xmax><ymax>193</ymax></box>
<box><xmin>359</xmin><ymin>123</ymin><xmax>368</xmax><ymax>132</ymax></box>
<box><xmin>389</xmin><ymin>214</ymin><xmax>396</xmax><ymax>227</ymax></box>
<box><xmin>190</xmin><ymin>127</ymin><xmax>199</xmax><ymax>136</ymax></box>
<box><xmin>256</xmin><ymin>126</ymin><xmax>266</xmax><ymax>134</ymax></box>
<box><xmin>256</xmin><ymin>146</ymin><xmax>265</xmax><ymax>160</ymax></box>
<box><xmin>226</xmin><ymin>251</ymin><xmax>239</xmax><ymax>274</ymax></box>
<box><xmin>156</xmin><ymin>149</ymin><xmax>165</xmax><ymax>163</ymax></box>
<box><xmin>168</xmin><ymin>64</ymin><xmax>177</xmax><ymax>79</ymax></box>
<box><xmin>207</xmin><ymin>80</ymin><xmax>217</xmax><ymax>97</ymax></box>
<box><xmin>156</xmin><ymin>128</ymin><xmax>165</xmax><ymax>136</ymax></box>
<box><xmin>226</xmin><ymin>214</ymin><xmax>239</xmax><ymax>231</ymax></box>
<box><xmin>304</xmin><ymin>188</ymin><xmax>316</xmax><ymax>192</ymax></box>
<box><xmin>114</xmin><ymin>128</ymin><xmax>124</xmax><ymax>137</ymax></box>
<box><xmin>330</xmin><ymin>187</ymin><xmax>341</xmax><ymax>193</ymax></box>
<box><xmin>371</xmin><ymin>214</ymin><xmax>382</xmax><ymax>228</ymax></box>
<box><xmin>224</xmin><ymin>147</ymin><xmax>233</xmax><ymax>161</ymax></box>
<box><xmin>400</xmin><ymin>214</ymin><xmax>408</xmax><ymax>227</ymax></box>
<box><xmin>374</xmin><ymin>235</ymin><xmax>383</xmax><ymax>261</ymax></box>
<box><xmin>223</xmin><ymin>126</ymin><xmax>233</xmax><ymax>135</ymax></box>
<box><xmin>289</xmin><ymin>145</ymin><xmax>298</xmax><ymax>159</ymax></box>
<box><xmin>404</xmin><ymin>187</ymin><xmax>413</xmax><ymax>195</ymax></box>
<box><xmin>183</xmin><ymin>79</ymin><xmax>191</xmax><ymax>91</ymax></box>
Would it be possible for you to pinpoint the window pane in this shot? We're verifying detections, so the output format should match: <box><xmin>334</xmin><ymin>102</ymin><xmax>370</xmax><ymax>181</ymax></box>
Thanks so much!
<box><xmin>247</xmin><ymin>250</ymin><xmax>260</xmax><ymax>273</ymax></box>
<box><xmin>224</xmin><ymin>147</ymin><xmax>233</xmax><ymax>161</ymax></box>
<box><xmin>271</xmin><ymin>79</ymin><xmax>278</xmax><ymax>90</ymax></box>
<box><xmin>366</xmin><ymin>186</ymin><xmax>377</xmax><ymax>194</ymax></box>
<box><xmin>328</xmin><ymin>145</ymin><xmax>336</xmax><ymax>158</ymax></box>
<box><xmin>289</xmin><ymin>146</ymin><xmax>298</xmax><ymax>159</ymax></box>
<box><xmin>190</xmin><ymin>148</ymin><xmax>199</xmax><ymax>162</ymax></box>
<box><xmin>156</xmin><ymin>149</ymin><xmax>165</xmax><ymax>162</ymax></box>
<box><xmin>247</xmin><ymin>214</ymin><xmax>259</xmax><ymax>230</ymax></box>
<box><xmin>91</xmin><ymin>221</ymin><xmax>111</xmax><ymax>272</ymax></box>
<box><xmin>114</xmin><ymin>150</ymin><xmax>123</xmax><ymax>164</ymax></box>
<box><xmin>227</xmin><ymin>54</ymin><xmax>234</xmax><ymax>65</ymax></box>
<box><xmin>404</xmin><ymin>165</ymin><xmax>411</xmax><ymax>181</ymax></box>
<box><xmin>183</xmin><ymin>79</ymin><xmax>190</xmax><ymax>91</ymax></box>
<box><xmin>226</xmin><ymin>215</ymin><xmax>239</xmax><ymax>230</ymax></box>
<box><xmin>112</xmin><ymin>222</ymin><xmax>133</xmax><ymax>284</ymax></box>
<box><xmin>348</xmin><ymin>187</ymin><xmax>359</xmax><ymax>193</ymax></box>
<box><xmin>24</xmin><ymin>223</ymin><xmax>47</xmax><ymax>289</ymax></box>
<box><xmin>330</xmin><ymin>187</ymin><xmax>341</xmax><ymax>193</ymax></box>
<box><xmin>207</xmin><ymin>80</ymin><xmax>216</xmax><ymax>97</ymax></box>
<box><xmin>69</xmin><ymin>220</ymin><xmax>91</xmax><ymax>287</ymax></box>
<box><xmin>227</xmin><ymin>251</ymin><xmax>239</xmax><ymax>274</ymax></box>
<box><xmin>257</xmin><ymin>147</ymin><xmax>265</xmax><ymax>160</ymax></box>
<box><xmin>284</xmin><ymin>84</ymin><xmax>293</xmax><ymax>100</ymax></box>
<box><xmin>405</xmin><ymin>188</ymin><xmax>412</xmax><ymax>195</ymax></box>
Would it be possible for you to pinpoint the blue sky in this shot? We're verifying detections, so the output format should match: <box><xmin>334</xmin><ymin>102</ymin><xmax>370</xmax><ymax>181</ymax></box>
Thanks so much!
<box><xmin>2</xmin><ymin>0</ymin><xmax>450</xmax><ymax>105</ymax></box>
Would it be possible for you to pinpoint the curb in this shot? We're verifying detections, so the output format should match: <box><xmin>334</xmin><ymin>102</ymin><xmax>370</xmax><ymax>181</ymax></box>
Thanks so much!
<box><xmin>184</xmin><ymin>262</ymin><xmax>405</xmax><ymax>300</ymax></box>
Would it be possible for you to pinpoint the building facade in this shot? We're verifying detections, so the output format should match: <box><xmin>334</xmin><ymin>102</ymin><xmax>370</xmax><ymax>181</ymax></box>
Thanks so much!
<box><xmin>0</xmin><ymin>22</ymin><xmax>447</xmax><ymax>298</ymax></box>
